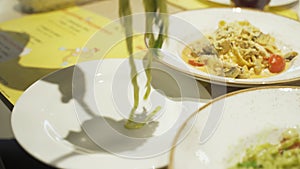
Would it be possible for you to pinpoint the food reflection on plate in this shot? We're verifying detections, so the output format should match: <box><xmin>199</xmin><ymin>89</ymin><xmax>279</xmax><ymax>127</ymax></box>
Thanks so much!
<box><xmin>182</xmin><ymin>20</ymin><xmax>298</xmax><ymax>79</ymax></box>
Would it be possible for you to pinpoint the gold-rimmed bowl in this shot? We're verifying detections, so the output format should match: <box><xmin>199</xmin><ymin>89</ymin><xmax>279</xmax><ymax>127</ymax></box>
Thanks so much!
<box><xmin>169</xmin><ymin>86</ymin><xmax>300</xmax><ymax>169</ymax></box>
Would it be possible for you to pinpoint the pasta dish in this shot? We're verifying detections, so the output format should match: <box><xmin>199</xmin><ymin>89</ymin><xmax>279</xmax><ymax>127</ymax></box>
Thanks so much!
<box><xmin>182</xmin><ymin>20</ymin><xmax>298</xmax><ymax>78</ymax></box>
<box><xmin>228</xmin><ymin>128</ymin><xmax>300</xmax><ymax>169</ymax></box>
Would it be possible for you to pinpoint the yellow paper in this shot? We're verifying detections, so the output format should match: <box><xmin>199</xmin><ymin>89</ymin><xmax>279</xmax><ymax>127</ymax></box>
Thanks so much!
<box><xmin>167</xmin><ymin>0</ymin><xmax>298</xmax><ymax>20</ymax></box>
<box><xmin>0</xmin><ymin>7</ymin><xmax>146</xmax><ymax>105</ymax></box>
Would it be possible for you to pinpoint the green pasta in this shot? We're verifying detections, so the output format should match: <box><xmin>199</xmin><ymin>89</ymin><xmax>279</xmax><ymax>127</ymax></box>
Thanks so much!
<box><xmin>229</xmin><ymin>128</ymin><xmax>300</xmax><ymax>169</ymax></box>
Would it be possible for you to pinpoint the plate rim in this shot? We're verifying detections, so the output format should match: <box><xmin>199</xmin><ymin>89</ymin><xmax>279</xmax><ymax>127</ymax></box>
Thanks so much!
<box><xmin>11</xmin><ymin>58</ymin><xmax>206</xmax><ymax>169</ymax></box>
<box><xmin>168</xmin><ymin>85</ymin><xmax>300</xmax><ymax>169</ymax></box>
<box><xmin>10</xmin><ymin>59</ymin><xmax>173</xmax><ymax>169</ymax></box>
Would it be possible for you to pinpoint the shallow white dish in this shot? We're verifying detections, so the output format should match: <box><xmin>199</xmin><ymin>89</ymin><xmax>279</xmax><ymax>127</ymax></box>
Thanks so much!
<box><xmin>169</xmin><ymin>86</ymin><xmax>300</xmax><ymax>169</ymax></box>
<box><xmin>159</xmin><ymin>8</ymin><xmax>300</xmax><ymax>87</ymax></box>
<box><xmin>208</xmin><ymin>0</ymin><xmax>298</xmax><ymax>7</ymax></box>
<box><xmin>11</xmin><ymin>58</ymin><xmax>210</xmax><ymax>169</ymax></box>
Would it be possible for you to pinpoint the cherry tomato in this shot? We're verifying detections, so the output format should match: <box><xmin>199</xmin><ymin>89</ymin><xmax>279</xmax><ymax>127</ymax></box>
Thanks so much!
<box><xmin>188</xmin><ymin>59</ymin><xmax>204</xmax><ymax>67</ymax></box>
<box><xmin>268</xmin><ymin>54</ymin><xmax>286</xmax><ymax>73</ymax></box>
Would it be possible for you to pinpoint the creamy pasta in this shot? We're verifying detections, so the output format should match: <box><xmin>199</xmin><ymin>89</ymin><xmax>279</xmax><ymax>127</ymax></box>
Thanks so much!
<box><xmin>182</xmin><ymin>20</ymin><xmax>298</xmax><ymax>78</ymax></box>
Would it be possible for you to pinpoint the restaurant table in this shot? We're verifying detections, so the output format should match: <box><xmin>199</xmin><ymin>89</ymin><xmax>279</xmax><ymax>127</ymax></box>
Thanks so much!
<box><xmin>0</xmin><ymin>0</ymin><xmax>299</xmax><ymax>169</ymax></box>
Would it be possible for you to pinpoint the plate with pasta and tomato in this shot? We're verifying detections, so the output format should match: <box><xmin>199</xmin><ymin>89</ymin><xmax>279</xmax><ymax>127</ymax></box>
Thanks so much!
<box><xmin>158</xmin><ymin>8</ymin><xmax>300</xmax><ymax>87</ymax></box>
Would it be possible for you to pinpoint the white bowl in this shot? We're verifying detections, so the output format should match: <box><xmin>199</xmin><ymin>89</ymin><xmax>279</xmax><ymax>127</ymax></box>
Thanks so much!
<box><xmin>169</xmin><ymin>86</ymin><xmax>300</xmax><ymax>169</ymax></box>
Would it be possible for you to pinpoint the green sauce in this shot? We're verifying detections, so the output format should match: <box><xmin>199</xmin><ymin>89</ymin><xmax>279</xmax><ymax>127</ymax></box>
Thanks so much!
<box><xmin>229</xmin><ymin>128</ymin><xmax>300</xmax><ymax>169</ymax></box>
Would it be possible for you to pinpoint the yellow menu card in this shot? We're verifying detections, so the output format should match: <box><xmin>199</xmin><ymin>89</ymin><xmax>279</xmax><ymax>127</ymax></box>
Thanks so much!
<box><xmin>0</xmin><ymin>7</ymin><xmax>113</xmax><ymax>105</ymax></box>
<box><xmin>0</xmin><ymin>6</ymin><xmax>146</xmax><ymax>105</ymax></box>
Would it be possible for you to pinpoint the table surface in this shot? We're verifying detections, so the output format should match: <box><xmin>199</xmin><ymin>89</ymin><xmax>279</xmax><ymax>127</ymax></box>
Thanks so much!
<box><xmin>0</xmin><ymin>0</ymin><xmax>299</xmax><ymax>169</ymax></box>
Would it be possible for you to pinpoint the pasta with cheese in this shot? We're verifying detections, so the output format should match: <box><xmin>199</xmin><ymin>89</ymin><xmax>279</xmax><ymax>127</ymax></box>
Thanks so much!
<box><xmin>183</xmin><ymin>20</ymin><xmax>298</xmax><ymax>78</ymax></box>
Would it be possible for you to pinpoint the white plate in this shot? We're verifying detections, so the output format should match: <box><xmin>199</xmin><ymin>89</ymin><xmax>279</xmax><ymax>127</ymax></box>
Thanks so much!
<box><xmin>208</xmin><ymin>0</ymin><xmax>298</xmax><ymax>7</ymax></box>
<box><xmin>159</xmin><ymin>8</ymin><xmax>300</xmax><ymax>87</ymax></box>
<box><xmin>11</xmin><ymin>58</ymin><xmax>211</xmax><ymax>169</ymax></box>
<box><xmin>169</xmin><ymin>86</ymin><xmax>300</xmax><ymax>169</ymax></box>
